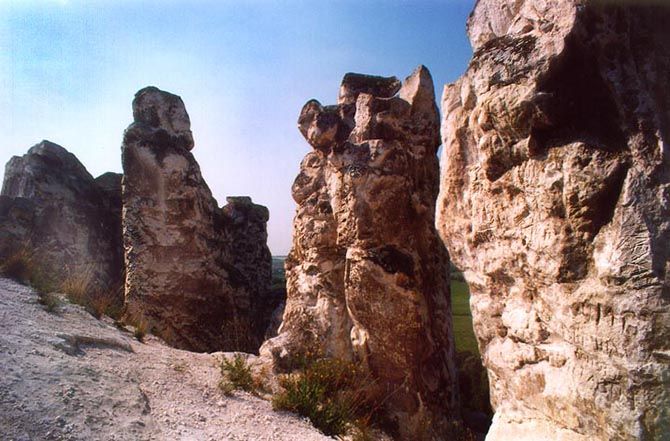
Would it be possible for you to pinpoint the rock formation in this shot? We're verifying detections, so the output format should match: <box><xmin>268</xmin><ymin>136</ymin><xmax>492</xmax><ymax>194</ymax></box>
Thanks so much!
<box><xmin>122</xmin><ymin>86</ymin><xmax>270</xmax><ymax>353</ymax></box>
<box><xmin>437</xmin><ymin>1</ymin><xmax>670</xmax><ymax>440</ymax></box>
<box><xmin>0</xmin><ymin>141</ymin><xmax>124</xmax><ymax>293</ymax></box>
<box><xmin>261</xmin><ymin>66</ymin><xmax>457</xmax><ymax>439</ymax></box>
<box><xmin>222</xmin><ymin>196</ymin><xmax>273</xmax><ymax>343</ymax></box>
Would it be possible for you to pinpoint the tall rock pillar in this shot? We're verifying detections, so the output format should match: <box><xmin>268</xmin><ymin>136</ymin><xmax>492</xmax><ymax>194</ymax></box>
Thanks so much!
<box><xmin>262</xmin><ymin>66</ymin><xmax>458</xmax><ymax>439</ymax></box>
<box><xmin>437</xmin><ymin>1</ymin><xmax>670</xmax><ymax>439</ymax></box>
<box><xmin>121</xmin><ymin>86</ymin><xmax>252</xmax><ymax>352</ymax></box>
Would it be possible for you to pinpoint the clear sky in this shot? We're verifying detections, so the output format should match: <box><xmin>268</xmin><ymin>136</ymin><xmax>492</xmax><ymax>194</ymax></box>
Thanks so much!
<box><xmin>0</xmin><ymin>0</ymin><xmax>474</xmax><ymax>255</ymax></box>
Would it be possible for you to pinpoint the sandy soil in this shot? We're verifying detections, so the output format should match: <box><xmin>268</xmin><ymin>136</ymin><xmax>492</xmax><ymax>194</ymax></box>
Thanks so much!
<box><xmin>0</xmin><ymin>277</ymin><xmax>332</xmax><ymax>441</ymax></box>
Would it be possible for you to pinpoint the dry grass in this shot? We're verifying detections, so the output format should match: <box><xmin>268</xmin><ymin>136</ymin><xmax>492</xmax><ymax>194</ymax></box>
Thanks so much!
<box><xmin>1</xmin><ymin>250</ymin><xmax>122</xmax><ymax>319</ymax></box>
<box><xmin>115</xmin><ymin>312</ymin><xmax>150</xmax><ymax>342</ymax></box>
<box><xmin>0</xmin><ymin>249</ymin><xmax>57</xmax><ymax>294</ymax></box>
<box><xmin>59</xmin><ymin>268</ymin><xmax>94</xmax><ymax>306</ymax></box>
<box><xmin>59</xmin><ymin>268</ymin><xmax>123</xmax><ymax>320</ymax></box>
<box><xmin>133</xmin><ymin>318</ymin><xmax>149</xmax><ymax>342</ymax></box>
<box><xmin>0</xmin><ymin>248</ymin><xmax>33</xmax><ymax>283</ymax></box>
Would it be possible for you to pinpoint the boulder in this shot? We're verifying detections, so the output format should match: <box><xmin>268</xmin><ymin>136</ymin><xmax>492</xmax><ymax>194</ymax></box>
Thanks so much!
<box><xmin>437</xmin><ymin>1</ymin><xmax>670</xmax><ymax>439</ymax></box>
<box><xmin>0</xmin><ymin>140</ymin><xmax>124</xmax><ymax>293</ymax></box>
<box><xmin>261</xmin><ymin>66</ymin><xmax>457</xmax><ymax>439</ymax></box>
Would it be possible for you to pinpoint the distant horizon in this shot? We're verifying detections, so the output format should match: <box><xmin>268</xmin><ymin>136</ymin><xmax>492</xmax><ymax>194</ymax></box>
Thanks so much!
<box><xmin>0</xmin><ymin>0</ymin><xmax>475</xmax><ymax>254</ymax></box>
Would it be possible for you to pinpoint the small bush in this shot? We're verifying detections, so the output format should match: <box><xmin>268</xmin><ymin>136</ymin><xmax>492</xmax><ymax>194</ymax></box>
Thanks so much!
<box><xmin>272</xmin><ymin>357</ymin><xmax>382</xmax><ymax>437</ymax></box>
<box><xmin>37</xmin><ymin>291</ymin><xmax>62</xmax><ymax>313</ymax></box>
<box><xmin>220</xmin><ymin>354</ymin><xmax>255</xmax><ymax>393</ymax></box>
<box><xmin>218</xmin><ymin>378</ymin><xmax>235</xmax><ymax>396</ymax></box>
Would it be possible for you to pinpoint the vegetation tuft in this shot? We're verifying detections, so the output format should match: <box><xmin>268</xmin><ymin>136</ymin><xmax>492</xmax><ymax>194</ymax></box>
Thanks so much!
<box><xmin>59</xmin><ymin>269</ymin><xmax>123</xmax><ymax>320</ymax></box>
<box><xmin>220</xmin><ymin>354</ymin><xmax>256</xmax><ymax>393</ymax></box>
<box><xmin>133</xmin><ymin>319</ymin><xmax>149</xmax><ymax>342</ymax></box>
<box><xmin>37</xmin><ymin>291</ymin><xmax>62</xmax><ymax>313</ymax></box>
<box><xmin>0</xmin><ymin>249</ymin><xmax>57</xmax><ymax>294</ymax></box>
<box><xmin>0</xmin><ymin>249</ymin><xmax>34</xmax><ymax>283</ymax></box>
<box><xmin>272</xmin><ymin>356</ymin><xmax>383</xmax><ymax>438</ymax></box>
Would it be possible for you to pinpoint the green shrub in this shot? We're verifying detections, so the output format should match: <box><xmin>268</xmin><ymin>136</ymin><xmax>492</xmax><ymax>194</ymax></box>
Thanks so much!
<box><xmin>37</xmin><ymin>291</ymin><xmax>62</xmax><ymax>313</ymax></box>
<box><xmin>218</xmin><ymin>378</ymin><xmax>236</xmax><ymax>396</ymax></box>
<box><xmin>272</xmin><ymin>357</ymin><xmax>381</xmax><ymax>437</ymax></box>
<box><xmin>220</xmin><ymin>354</ymin><xmax>255</xmax><ymax>393</ymax></box>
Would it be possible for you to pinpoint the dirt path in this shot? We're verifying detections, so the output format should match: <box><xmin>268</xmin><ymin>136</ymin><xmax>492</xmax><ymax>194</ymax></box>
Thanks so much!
<box><xmin>0</xmin><ymin>277</ymin><xmax>331</xmax><ymax>441</ymax></box>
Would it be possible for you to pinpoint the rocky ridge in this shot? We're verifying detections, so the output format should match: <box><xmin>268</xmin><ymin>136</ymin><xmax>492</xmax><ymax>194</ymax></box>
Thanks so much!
<box><xmin>222</xmin><ymin>196</ymin><xmax>274</xmax><ymax>344</ymax></box>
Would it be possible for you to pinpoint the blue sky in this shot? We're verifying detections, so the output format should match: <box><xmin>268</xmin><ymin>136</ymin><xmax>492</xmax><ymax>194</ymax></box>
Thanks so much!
<box><xmin>0</xmin><ymin>0</ymin><xmax>474</xmax><ymax>254</ymax></box>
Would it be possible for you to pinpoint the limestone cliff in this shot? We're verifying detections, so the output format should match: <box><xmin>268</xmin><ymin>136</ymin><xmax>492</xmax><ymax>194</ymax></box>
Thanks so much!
<box><xmin>437</xmin><ymin>1</ymin><xmax>670</xmax><ymax>439</ymax></box>
<box><xmin>261</xmin><ymin>66</ymin><xmax>457</xmax><ymax>440</ymax></box>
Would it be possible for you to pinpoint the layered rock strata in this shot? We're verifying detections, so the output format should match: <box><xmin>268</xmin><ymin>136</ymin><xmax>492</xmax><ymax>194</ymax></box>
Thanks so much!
<box><xmin>261</xmin><ymin>67</ymin><xmax>457</xmax><ymax>439</ymax></box>
<box><xmin>437</xmin><ymin>1</ymin><xmax>670</xmax><ymax>440</ymax></box>
<box><xmin>1</xmin><ymin>141</ymin><xmax>124</xmax><ymax>293</ymax></box>
<box><xmin>122</xmin><ymin>86</ymin><xmax>264</xmax><ymax>353</ymax></box>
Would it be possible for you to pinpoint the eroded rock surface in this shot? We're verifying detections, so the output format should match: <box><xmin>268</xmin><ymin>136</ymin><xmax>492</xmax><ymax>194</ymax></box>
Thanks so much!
<box><xmin>222</xmin><ymin>196</ymin><xmax>273</xmax><ymax>344</ymax></box>
<box><xmin>122</xmin><ymin>87</ymin><xmax>275</xmax><ymax>353</ymax></box>
<box><xmin>122</xmin><ymin>86</ymin><xmax>254</xmax><ymax>352</ymax></box>
<box><xmin>0</xmin><ymin>141</ymin><xmax>124</xmax><ymax>292</ymax></box>
<box><xmin>437</xmin><ymin>1</ymin><xmax>670</xmax><ymax>440</ymax></box>
<box><xmin>261</xmin><ymin>67</ymin><xmax>457</xmax><ymax>439</ymax></box>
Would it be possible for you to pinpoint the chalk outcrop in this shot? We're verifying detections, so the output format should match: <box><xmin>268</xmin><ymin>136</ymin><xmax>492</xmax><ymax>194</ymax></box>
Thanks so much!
<box><xmin>122</xmin><ymin>87</ymin><xmax>274</xmax><ymax>353</ymax></box>
<box><xmin>437</xmin><ymin>1</ymin><xmax>670</xmax><ymax>440</ymax></box>
<box><xmin>0</xmin><ymin>141</ymin><xmax>124</xmax><ymax>292</ymax></box>
<box><xmin>261</xmin><ymin>67</ymin><xmax>457</xmax><ymax>439</ymax></box>
<box><xmin>122</xmin><ymin>86</ymin><xmax>250</xmax><ymax>352</ymax></box>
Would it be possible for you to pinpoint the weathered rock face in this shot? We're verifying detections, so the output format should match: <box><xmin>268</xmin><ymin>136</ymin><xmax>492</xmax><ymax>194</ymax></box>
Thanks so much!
<box><xmin>0</xmin><ymin>141</ymin><xmax>124</xmax><ymax>292</ymax></box>
<box><xmin>261</xmin><ymin>66</ymin><xmax>457</xmax><ymax>439</ymax></box>
<box><xmin>0</xmin><ymin>196</ymin><xmax>36</xmax><ymax>263</ymax></box>
<box><xmin>221</xmin><ymin>196</ymin><xmax>273</xmax><ymax>343</ymax></box>
<box><xmin>437</xmin><ymin>1</ymin><xmax>670</xmax><ymax>440</ymax></box>
<box><xmin>122</xmin><ymin>86</ymin><xmax>260</xmax><ymax>353</ymax></box>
